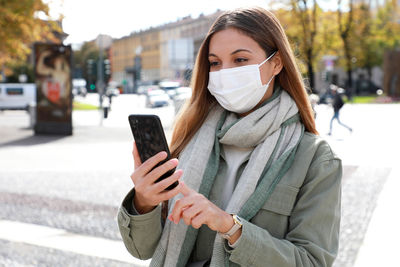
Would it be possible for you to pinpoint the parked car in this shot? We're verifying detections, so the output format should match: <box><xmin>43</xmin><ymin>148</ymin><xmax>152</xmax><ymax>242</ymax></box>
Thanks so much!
<box><xmin>137</xmin><ymin>85</ymin><xmax>160</xmax><ymax>95</ymax></box>
<box><xmin>173</xmin><ymin>87</ymin><xmax>192</xmax><ymax>100</ymax></box>
<box><xmin>159</xmin><ymin>81</ymin><xmax>180</xmax><ymax>98</ymax></box>
<box><xmin>105</xmin><ymin>87</ymin><xmax>120</xmax><ymax>97</ymax></box>
<box><xmin>146</xmin><ymin>89</ymin><xmax>170</xmax><ymax>108</ymax></box>
<box><xmin>0</xmin><ymin>83</ymin><xmax>36</xmax><ymax>110</ymax></box>
<box><xmin>72</xmin><ymin>78</ymin><xmax>87</xmax><ymax>97</ymax></box>
<box><xmin>172</xmin><ymin>86</ymin><xmax>192</xmax><ymax>114</ymax></box>
<box><xmin>355</xmin><ymin>79</ymin><xmax>380</xmax><ymax>95</ymax></box>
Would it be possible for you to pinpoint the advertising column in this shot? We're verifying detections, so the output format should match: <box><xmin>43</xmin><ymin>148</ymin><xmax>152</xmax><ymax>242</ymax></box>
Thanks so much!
<box><xmin>34</xmin><ymin>43</ymin><xmax>72</xmax><ymax>135</ymax></box>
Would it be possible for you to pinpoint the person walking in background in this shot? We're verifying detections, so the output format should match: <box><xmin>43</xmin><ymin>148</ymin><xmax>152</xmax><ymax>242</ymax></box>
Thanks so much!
<box><xmin>328</xmin><ymin>85</ymin><xmax>352</xmax><ymax>135</ymax></box>
<box><xmin>118</xmin><ymin>7</ymin><xmax>341</xmax><ymax>267</ymax></box>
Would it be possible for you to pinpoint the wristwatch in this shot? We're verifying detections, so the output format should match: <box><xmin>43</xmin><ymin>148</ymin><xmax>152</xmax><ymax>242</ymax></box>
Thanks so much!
<box><xmin>218</xmin><ymin>214</ymin><xmax>243</xmax><ymax>239</ymax></box>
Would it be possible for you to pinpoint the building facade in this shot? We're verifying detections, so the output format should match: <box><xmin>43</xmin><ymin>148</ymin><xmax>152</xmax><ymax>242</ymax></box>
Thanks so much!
<box><xmin>111</xmin><ymin>29</ymin><xmax>160</xmax><ymax>92</ymax></box>
<box><xmin>159</xmin><ymin>11</ymin><xmax>223</xmax><ymax>81</ymax></box>
<box><xmin>110</xmin><ymin>10</ymin><xmax>223</xmax><ymax>91</ymax></box>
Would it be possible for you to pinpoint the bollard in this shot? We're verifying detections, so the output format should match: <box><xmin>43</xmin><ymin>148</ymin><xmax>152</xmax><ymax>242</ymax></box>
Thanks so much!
<box><xmin>28</xmin><ymin>101</ymin><xmax>36</xmax><ymax>129</ymax></box>
<box><xmin>103</xmin><ymin>106</ymin><xmax>109</xmax><ymax>119</ymax></box>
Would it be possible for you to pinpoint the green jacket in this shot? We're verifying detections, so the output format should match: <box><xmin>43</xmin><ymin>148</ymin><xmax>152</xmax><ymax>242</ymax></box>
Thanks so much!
<box><xmin>117</xmin><ymin>132</ymin><xmax>342</xmax><ymax>266</ymax></box>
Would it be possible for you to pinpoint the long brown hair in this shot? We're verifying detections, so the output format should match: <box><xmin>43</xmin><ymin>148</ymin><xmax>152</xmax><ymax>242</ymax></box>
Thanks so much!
<box><xmin>170</xmin><ymin>7</ymin><xmax>318</xmax><ymax>158</ymax></box>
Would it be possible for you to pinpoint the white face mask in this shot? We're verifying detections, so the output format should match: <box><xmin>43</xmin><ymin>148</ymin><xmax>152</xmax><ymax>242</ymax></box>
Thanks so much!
<box><xmin>208</xmin><ymin>51</ymin><xmax>276</xmax><ymax>113</ymax></box>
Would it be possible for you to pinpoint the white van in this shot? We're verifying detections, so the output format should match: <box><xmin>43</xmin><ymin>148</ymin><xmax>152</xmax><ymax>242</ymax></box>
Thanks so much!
<box><xmin>0</xmin><ymin>83</ymin><xmax>36</xmax><ymax>110</ymax></box>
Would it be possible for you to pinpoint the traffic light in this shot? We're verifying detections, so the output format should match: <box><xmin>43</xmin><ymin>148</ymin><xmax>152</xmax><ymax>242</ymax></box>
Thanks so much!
<box><xmin>134</xmin><ymin>56</ymin><xmax>141</xmax><ymax>82</ymax></box>
<box><xmin>103</xmin><ymin>59</ymin><xmax>111</xmax><ymax>83</ymax></box>
<box><xmin>87</xmin><ymin>59</ymin><xmax>97</xmax><ymax>77</ymax></box>
<box><xmin>134</xmin><ymin>66</ymin><xmax>141</xmax><ymax>82</ymax></box>
<box><xmin>86</xmin><ymin>59</ymin><xmax>97</xmax><ymax>92</ymax></box>
<box><xmin>85</xmin><ymin>58</ymin><xmax>111</xmax><ymax>92</ymax></box>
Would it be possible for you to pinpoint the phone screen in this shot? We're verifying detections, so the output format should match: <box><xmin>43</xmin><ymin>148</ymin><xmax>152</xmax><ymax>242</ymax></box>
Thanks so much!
<box><xmin>129</xmin><ymin>114</ymin><xmax>178</xmax><ymax>190</ymax></box>
<box><xmin>132</xmin><ymin>115</ymin><xmax>168</xmax><ymax>162</ymax></box>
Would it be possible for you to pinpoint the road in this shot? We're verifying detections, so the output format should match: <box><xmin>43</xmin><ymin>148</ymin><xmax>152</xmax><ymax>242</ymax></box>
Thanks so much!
<box><xmin>0</xmin><ymin>94</ymin><xmax>399</xmax><ymax>266</ymax></box>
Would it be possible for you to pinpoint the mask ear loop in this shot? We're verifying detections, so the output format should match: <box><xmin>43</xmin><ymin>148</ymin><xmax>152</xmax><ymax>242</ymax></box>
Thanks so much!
<box><xmin>258</xmin><ymin>51</ymin><xmax>277</xmax><ymax>67</ymax></box>
<box><xmin>264</xmin><ymin>74</ymin><xmax>275</xmax><ymax>88</ymax></box>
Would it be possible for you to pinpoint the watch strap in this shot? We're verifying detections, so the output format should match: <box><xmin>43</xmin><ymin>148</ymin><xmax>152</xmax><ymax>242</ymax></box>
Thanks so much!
<box><xmin>218</xmin><ymin>214</ymin><xmax>242</xmax><ymax>239</ymax></box>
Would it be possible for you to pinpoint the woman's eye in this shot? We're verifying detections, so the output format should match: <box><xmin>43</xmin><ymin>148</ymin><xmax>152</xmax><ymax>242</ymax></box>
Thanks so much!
<box><xmin>235</xmin><ymin>58</ymin><xmax>248</xmax><ymax>63</ymax></box>
<box><xmin>209</xmin><ymin>61</ymin><xmax>219</xmax><ymax>67</ymax></box>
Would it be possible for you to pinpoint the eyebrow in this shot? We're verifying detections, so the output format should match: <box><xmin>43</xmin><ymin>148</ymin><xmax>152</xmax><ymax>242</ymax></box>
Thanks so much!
<box><xmin>208</xmin><ymin>48</ymin><xmax>252</xmax><ymax>58</ymax></box>
<box><xmin>231</xmin><ymin>49</ymin><xmax>252</xmax><ymax>55</ymax></box>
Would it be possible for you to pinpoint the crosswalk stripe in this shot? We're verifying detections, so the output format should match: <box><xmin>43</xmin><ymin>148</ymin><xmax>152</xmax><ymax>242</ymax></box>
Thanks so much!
<box><xmin>0</xmin><ymin>220</ymin><xmax>150</xmax><ymax>266</ymax></box>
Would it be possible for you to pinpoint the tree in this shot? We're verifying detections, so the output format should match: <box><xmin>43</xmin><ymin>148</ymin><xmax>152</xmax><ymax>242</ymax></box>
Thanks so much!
<box><xmin>73</xmin><ymin>41</ymin><xmax>99</xmax><ymax>78</ymax></box>
<box><xmin>274</xmin><ymin>1</ymin><xmax>341</xmax><ymax>93</ymax></box>
<box><xmin>344</xmin><ymin>0</ymin><xmax>400</xmax><ymax>93</ymax></box>
<box><xmin>273</xmin><ymin>0</ymin><xmax>399</xmax><ymax>95</ymax></box>
<box><xmin>5</xmin><ymin>60</ymin><xmax>35</xmax><ymax>83</ymax></box>
<box><xmin>274</xmin><ymin>1</ymin><xmax>320</xmax><ymax>93</ymax></box>
<box><xmin>0</xmin><ymin>0</ymin><xmax>60</xmax><ymax>77</ymax></box>
<box><xmin>72</xmin><ymin>41</ymin><xmax>108</xmax><ymax>90</ymax></box>
<box><xmin>337</xmin><ymin>0</ymin><xmax>356</xmax><ymax>94</ymax></box>
<box><xmin>290</xmin><ymin>0</ymin><xmax>319</xmax><ymax>93</ymax></box>
<box><xmin>374</xmin><ymin>0</ymin><xmax>400</xmax><ymax>51</ymax></box>
<box><xmin>352</xmin><ymin>1</ymin><xmax>379</xmax><ymax>90</ymax></box>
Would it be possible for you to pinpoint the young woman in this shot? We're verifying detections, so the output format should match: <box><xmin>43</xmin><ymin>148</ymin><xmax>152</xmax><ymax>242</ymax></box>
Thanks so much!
<box><xmin>118</xmin><ymin>7</ymin><xmax>341</xmax><ymax>267</ymax></box>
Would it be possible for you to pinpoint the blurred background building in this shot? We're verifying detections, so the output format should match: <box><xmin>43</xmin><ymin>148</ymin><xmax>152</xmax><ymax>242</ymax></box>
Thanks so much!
<box><xmin>110</xmin><ymin>11</ymin><xmax>223</xmax><ymax>93</ymax></box>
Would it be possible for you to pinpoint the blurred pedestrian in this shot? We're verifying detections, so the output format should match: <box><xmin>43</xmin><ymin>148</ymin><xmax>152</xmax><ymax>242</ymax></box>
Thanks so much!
<box><xmin>309</xmin><ymin>93</ymin><xmax>320</xmax><ymax>118</ymax></box>
<box><xmin>101</xmin><ymin>95</ymin><xmax>110</xmax><ymax>119</ymax></box>
<box><xmin>328</xmin><ymin>85</ymin><xmax>353</xmax><ymax>135</ymax></box>
<box><xmin>118</xmin><ymin>7</ymin><xmax>341</xmax><ymax>267</ymax></box>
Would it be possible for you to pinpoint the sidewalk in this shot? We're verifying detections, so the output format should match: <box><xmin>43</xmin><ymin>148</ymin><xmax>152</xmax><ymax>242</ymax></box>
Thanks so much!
<box><xmin>353</xmin><ymin>166</ymin><xmax>400</xmax><ymax>266</ymax></box>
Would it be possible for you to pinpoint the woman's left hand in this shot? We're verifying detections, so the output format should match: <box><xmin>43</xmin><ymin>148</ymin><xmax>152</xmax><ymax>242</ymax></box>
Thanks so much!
<box><xmin>168</xmin><ymin>181</ymin><xmax>233</xmax><ymax>234</ymax></box>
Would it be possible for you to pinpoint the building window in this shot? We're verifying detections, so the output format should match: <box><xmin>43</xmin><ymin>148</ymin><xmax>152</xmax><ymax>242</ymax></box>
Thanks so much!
<box><xmin>6</xmin><ymin>88</ymin><xmax>23</xmax><ymax>95</ymax></box>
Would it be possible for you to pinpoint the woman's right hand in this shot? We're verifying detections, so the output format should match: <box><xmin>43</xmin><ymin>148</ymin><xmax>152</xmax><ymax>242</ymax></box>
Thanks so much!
<box><xmin>130</xmin><ymin>142</ymin><xmax>183</xmax><ymax>214</ymax></box>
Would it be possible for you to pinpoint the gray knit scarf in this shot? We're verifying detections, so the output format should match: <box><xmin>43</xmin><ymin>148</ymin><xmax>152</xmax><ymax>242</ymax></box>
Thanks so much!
<box><xmin>151</xmin><ymin>88</ymin><xmax>304</xmax><ymax>267</ymax></box>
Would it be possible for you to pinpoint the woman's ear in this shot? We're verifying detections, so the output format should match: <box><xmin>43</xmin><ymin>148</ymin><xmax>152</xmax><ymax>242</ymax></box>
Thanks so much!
<box><xmin>272</xmin><ymin>51</ymin><xmax>283</xmax><ymax>75</ymax></box>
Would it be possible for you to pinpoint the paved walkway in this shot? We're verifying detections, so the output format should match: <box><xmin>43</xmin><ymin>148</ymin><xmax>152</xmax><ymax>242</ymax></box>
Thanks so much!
<box><xmin>0</xmin><ymin>219</ymin><xmax>149</xmax><ymax>266</ymax></box>
<box><xmin>353</xmin><ymin>166</ymin><xmax>400</xmax><ymax>267</ymax></box>
<box><xmin>314</xmin><ymin>103</ymin><xmax>400</xmax><ymax>266</ymax></box>
<box><xmin>0</xmin><ymin>101</ymin><xmax>399</xmax><ymax>266</ymax></box>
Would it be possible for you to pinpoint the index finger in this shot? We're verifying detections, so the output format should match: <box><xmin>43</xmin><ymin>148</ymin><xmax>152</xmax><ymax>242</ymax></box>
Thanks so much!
<box><xmin>179</xmin><ymin>181</ymin><xmax>193</xmax><ymax>197</ymax></box>
<box><xmin>132</xmin><ymin>141</ymin><xmax>142</xmax><ymax>169</ymax></box>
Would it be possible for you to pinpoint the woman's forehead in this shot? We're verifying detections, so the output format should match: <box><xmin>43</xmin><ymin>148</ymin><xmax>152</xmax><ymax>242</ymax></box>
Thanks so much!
<box><xmin>209</xmin><ymin>28</ymin><xmax>263</xmax><ymax>56</ymax></box>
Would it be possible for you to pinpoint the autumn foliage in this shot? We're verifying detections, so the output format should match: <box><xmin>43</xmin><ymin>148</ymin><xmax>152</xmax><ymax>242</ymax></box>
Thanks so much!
<box><xmin>0</xmin><ymin>0</ymin><xmax>61</xmax><ymax>69</ymax></box>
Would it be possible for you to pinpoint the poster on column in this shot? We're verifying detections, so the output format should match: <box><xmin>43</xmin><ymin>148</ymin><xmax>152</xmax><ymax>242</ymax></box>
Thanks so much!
<box><xmin>34</xmin><ymin>43</ymin><xmax>72</xmax><ymax>135</ymax></box>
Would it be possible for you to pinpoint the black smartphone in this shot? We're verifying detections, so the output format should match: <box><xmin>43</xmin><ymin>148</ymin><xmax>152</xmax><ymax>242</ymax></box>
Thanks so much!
<box><xmin>128</xmin><ymin>114</ymin><xmax>178</xmax><ymax>190</ymax></box>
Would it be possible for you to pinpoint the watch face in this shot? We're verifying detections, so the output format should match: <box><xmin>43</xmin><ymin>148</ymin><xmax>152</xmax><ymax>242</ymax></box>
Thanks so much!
<box><xmin>233</xmin><ymin>215</ymin><xmax>243</xmax><ymax>226</ymax></box>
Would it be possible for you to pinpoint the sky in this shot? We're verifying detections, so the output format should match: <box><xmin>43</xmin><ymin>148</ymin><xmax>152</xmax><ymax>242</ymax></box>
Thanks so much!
<box><xmin>45</xmin><ymin>0</ymin><xmax>339</xmax><ymax>46</ymax></box>
<box><xmin>45</xmin><ymin>0</ymin><xmax>268</xmax><ymax>45</ymax></box>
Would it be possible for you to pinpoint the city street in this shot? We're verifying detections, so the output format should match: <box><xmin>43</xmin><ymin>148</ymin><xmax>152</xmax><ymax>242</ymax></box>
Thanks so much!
<box><xmin>0</xmin><ymin>94</ymin><xmax>399</xmax><ymax>266</ymax></box>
